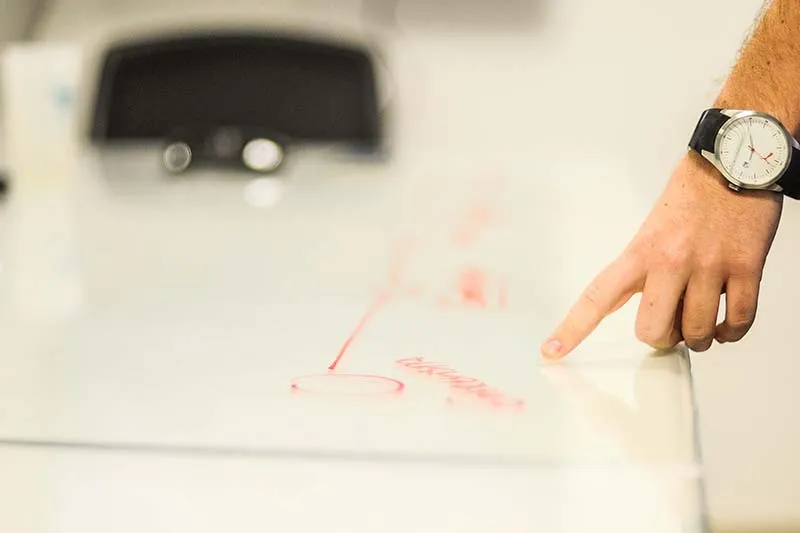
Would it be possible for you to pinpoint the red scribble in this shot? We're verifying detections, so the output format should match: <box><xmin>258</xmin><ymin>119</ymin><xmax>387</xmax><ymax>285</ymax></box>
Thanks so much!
<box><xmin>451</xmin><ymin>174</ymin><xmax>506</xmax><ymax>248</ymax></box>
<box><xmin>290</xmin><ymin>237</ymin><xmax>418</xmax><ymax>396</ymax></box>
<box><xmin>459</xmin><ymin>268</ymin><xmax>488</xmax><ymax>308</ymax></box>
<box><xmin>328</xmin><ymin>292</ymin><xmax>390</xmax><ymax>371</ymax></box>
<box><xmin>291</xmin><ymin>374</ymin><xmax>405</xmax><ymax>396</ymax></box>
<box><xmin>453</xmin><ymin>205</ymin><xmax>494</xmax><ymax>248</ymax></box>
<box><xmin>290</xmin><ymin>176</ymin><xmax>513</xmax><ymax>399</ymax></box>
<box><xmin>437</xmin><ymin>268</ymin><xmax>508</xmax><ymax>311</ymax></box>
<box><xmin>396</xmin><ymin>357</ymin><xmax>525</xmax><ymax>410</ymax></box>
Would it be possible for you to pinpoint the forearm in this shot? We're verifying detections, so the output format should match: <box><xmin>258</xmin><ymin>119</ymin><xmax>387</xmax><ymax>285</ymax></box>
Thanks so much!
<box><xmin>715</xmin><ymin>0</ymin><xmax>800</xmax><ymax>135</ymax></box>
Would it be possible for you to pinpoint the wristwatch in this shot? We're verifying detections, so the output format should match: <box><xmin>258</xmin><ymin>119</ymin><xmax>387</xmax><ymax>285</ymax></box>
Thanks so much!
<box><xmin>688</xmin><ymin>108</ymin><xmax>800</xmax><ymax>198</ymax></box>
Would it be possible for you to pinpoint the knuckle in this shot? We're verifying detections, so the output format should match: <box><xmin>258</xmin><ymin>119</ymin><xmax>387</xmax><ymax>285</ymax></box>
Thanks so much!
<box><xmin>642</xmin><ymin>337</ymin><xmax>674</xmax><ymax>350</ymax></box>
<box><xmin>727</xmin><ymin>248</ymin><xmax>764</xmax><ymax>274</ymax></box>
<box><xmin>728</xmin><ymin>314</ymin><xmax>755</xmax><ymax>331</ymax></box>
<box><xmin>696</xmin><ymin>254</ymin><xmax>724</xmax><ymax>273</ymax></box>
<box><xmin>729</xmin><ymin>259</ymin><xmax>762</xmax><ymax>278</ymax></box>
<box><xmin>652</xmin><ymin>338</ymin><xmax>678</xmax><ymax>350</ymax></box>
<box><xmin>635</xmin><ymin>322</ymin><xmax>671</xmax><ymax>349</ymax></box>
<box><xmin>581</xmin><ymin>283</ymin><xmax>604</xmax><ymax>310</ymax></box>
<box><xmin>683</xmin><ymin>326</ymin><xmax>714</xmax><ymax>350</ymax></box>
<box><xmin>682</xmin><ymin>325</ymin><xmax>712</xmax><ymax>341</ymax></box>
<box><xmin>682</xmin><ymin>320</ymin><xmax>713</xmax><ymax>339</ymax></box>
<box><xmin>660</xmin><ymin>246</ymin><xmax>691</xmax><ymax>270</ymax></box>
<box><xmin>625</xmin><ymin>240</ymin><xmax>649</xmax><ymax>265</ymax></box>
<box><xmin>635</xmin><ymin>324</ymin><xmax>656</xmax><ymax>345</ymax></box>
<box><xmin>630</xmin><ymin>232</ymin><xmax>688</xmax><ymax>268</ymax></box>
<box><xmin>687</xmin><ymin>340</ymin><xmax>712</xmax><ymax>353</ymax></box>
<box><xmin>720</xmin><ymin>331</ymin><xmax>745</xmax><ymax>343</ymax></box>
<box><xmin>728</xmin><ymin>306</ymin><xmax>756</xmax><ymax>332</ymax></box>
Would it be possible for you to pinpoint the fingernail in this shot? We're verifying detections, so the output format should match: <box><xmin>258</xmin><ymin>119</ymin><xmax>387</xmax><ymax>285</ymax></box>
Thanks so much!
<box><xmin>541</xmin><ymin>338</ymin><xmax>563</xmax><ymax>359</ymax></box>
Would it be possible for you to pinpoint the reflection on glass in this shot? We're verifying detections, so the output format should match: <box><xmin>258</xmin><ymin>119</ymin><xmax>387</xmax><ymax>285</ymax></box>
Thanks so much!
<box><xmin>543</xmin><ymin>352</ymin><xmax>706</xmax><ymax>531</ymax></box>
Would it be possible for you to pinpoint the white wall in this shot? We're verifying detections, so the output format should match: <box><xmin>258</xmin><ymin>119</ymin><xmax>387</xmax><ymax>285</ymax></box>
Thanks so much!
<box><xmin>1</xmin><ymin>0</ymin><xmax>46</xmax><ymax>168</ymax></box>
<box><xmin>19</xmin><ymin>0</ymin><xmax>800</xmax><ymax>529</ymax></box>
<box><xmin>0</xmin><ymin>0</ymin><xmax>43</xmax><ymax>42</ymax></box>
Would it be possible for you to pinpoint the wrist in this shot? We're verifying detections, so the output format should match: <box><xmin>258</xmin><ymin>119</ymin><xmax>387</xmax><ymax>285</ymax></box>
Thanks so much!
<box><xmin>681</xmin><ymin>150</ymin><xmax>784</xmax><ymax>210</ymax></box>
<box><xmin>684</xmin><ymin>150</ymin><xmax>729</xmax><ymax>193</ymax></box>
<box><xmin>714</xmin><ymin>95</ymin><xmax>800</xmax><ymax>138</ymax></box>
<box><xmin>686</xmin><ymin>106</ymin><xmax>800</xmax><ymax>201</ymax></box>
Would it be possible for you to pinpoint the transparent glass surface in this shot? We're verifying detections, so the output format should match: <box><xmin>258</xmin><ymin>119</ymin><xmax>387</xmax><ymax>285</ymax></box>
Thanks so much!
<box><xmin>0</xmin><ymin>34</ymin><xmax>706</xmax><ymax>533</ymax></box>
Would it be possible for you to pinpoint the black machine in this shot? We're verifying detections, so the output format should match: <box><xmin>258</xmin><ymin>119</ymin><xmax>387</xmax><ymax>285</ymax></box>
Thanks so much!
<box><xmin>90</xmin><ymin>32</ymin><xmax>384</xmax><ymax>174</ymax></box>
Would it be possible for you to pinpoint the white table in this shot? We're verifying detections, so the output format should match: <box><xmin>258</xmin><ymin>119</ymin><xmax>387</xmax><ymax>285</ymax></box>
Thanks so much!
<box><xmin>0</xmin><ymin>43</ymin><xmax>707</xmax><ymax>532</ymax></box>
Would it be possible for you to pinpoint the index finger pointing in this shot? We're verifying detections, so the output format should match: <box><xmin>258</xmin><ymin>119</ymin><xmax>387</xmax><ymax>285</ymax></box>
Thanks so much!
<box><xmin>541</xmin><ymin>258</ymin><xmax>642</xmax><ymax>360</ymax></box>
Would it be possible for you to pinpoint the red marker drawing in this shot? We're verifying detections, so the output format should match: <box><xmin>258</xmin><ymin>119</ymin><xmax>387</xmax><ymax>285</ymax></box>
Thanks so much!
<box><xmin>290</xmin><ymin>292</ymin><xmax>404</xmax><ymax>397</ymax></box>
<box><xmin>290</xmin><ymin>374</ymin><xmax>404</xmax><ymax>396</ymax></box>
<box><xmin>291</xmin><ymin>175</ymin><xmax>512</xmax><ymax>400</ymax></box>
<box><xmin>438</xmin><ymin>268</ymin><xmax>508</xmax><ymax>311</ymax></box>
<box><xmin>328</xmin><ymin>292</ymin><xmax>389</xmax><ymax>371</ymax></box>
<box><xmin>290</xmin><ymin>238</ymin><xmax>413</xmax><ymax>397</ymax></box>
<box><xmin>396</xmin><ymin>357</ymin><xmax>525</xmax><ymax>410</ymax></box>
<box><xmin>453</xmin><ymin>205</ymin><xmax>494</xmax><ymax>248</ymax></box>
<box><xmin>458</xmin><ymin>267</ymin><xmax>488</xmax><ymax>308</ymax></box>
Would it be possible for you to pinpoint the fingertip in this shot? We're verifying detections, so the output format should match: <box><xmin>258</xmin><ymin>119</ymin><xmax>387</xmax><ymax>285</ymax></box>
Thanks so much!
<box><xmin>541</xmin><ymin>338</ymin><xmax>566</xmax><ymax>360</ymax></box>
<box><xmin>714</xmin><ymin>324</ymin><xmax>734</xmax><ymax>344</ymax></box>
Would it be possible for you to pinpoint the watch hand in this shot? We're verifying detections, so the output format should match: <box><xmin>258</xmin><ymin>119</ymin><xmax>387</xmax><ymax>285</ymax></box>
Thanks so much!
<box><xmin>763</xmin><ymin>152</ymin><xmax>774</xmax><ymax>160</ymax></box>
<box><xmin>738</xmin><ymin>127</ymin><xmax>754</xmax><ymax>167</ymax></box>
<box><xmin>733</xmin><ymin>133</ymin><xmax>747</xmax><ymax>167</ymax></box>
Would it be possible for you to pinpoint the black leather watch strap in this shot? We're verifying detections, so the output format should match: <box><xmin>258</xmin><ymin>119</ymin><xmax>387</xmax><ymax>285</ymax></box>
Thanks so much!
<box><xmin>777</xmin><ymin>146</ymin><xmax>800</xmax><ymax>199</ymax></box>
<box><xmin>688</xmin><ymin>108</ymin><xmax>730</xmax><ymax>153</ymax></box>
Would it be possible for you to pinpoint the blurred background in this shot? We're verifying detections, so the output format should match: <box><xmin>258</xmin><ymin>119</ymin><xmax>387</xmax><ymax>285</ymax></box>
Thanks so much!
<box><xmin>1</xmin><ymin>1</ymin><xmax>799</xmax><ymax>532</ymax></box>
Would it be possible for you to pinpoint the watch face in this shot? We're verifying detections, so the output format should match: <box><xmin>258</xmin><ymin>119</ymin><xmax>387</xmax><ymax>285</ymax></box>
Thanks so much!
<box><xmin>717</xmin><ymin>113</ymin><xmax>791</xmax><ymax>186</ymax></box>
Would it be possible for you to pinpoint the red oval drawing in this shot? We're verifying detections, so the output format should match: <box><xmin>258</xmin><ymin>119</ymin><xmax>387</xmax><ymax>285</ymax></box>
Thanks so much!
<box><xmin>290</xmin><ymin>374</ymin><xmax>405</xmax><ymax>397</ymax></box>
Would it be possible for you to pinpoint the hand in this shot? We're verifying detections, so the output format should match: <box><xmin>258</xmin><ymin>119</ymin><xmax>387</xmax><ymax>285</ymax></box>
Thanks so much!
<box><xmin>541</xmin><ymin>152</ymin><xmax>783</xmax><ymax>358</ymax></box>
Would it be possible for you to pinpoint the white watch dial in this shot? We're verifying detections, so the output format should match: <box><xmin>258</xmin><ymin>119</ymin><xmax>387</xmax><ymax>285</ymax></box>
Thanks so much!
<box><xmin>718</xmin><ymin>114</ymin><xmax>790</xmax><ymax>186</ymax></box>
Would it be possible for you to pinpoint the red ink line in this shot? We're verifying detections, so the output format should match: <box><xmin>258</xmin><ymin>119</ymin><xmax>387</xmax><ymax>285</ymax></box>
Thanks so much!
<box><xmin>453</xmin><ymin>205</ymin><xmax>494</xmax><ymax>248</ymax></box>
<box><xmin>328</xmin><ymin>292</ymin><xmax>389</xmax><ymax>371</ymax></box>
<box><xmin>291</xmin><ymin>374</ymin><xmax>404</xmax><ymax>396</ymax></box>
<box><xmin>459</xmin><ymin>268</ymin><xmax>488</xmax><ymax>308</ymax></box>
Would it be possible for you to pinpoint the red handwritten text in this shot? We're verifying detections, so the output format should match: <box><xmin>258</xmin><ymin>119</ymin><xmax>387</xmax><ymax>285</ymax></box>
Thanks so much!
<box><xmin>396</xmin><ymin>357</ymin><xmax>524</xmax><ymax>410</ymax></box>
